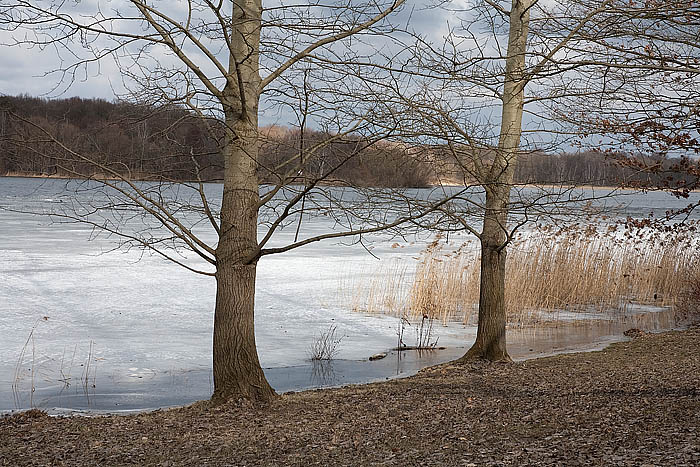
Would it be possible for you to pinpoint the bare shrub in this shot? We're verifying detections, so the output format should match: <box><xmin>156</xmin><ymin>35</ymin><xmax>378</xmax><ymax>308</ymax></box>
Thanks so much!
<box><xmin>415</xmin><ymin>314</ymin><xmax>439</xmax><ymax>349</ymax></box>
<box><xmin>396</xmin><ymin>314</ymin><xmax>439</xmax><ymax>350</ymax></box>
<box><xmin>309</xmin><ymin>326</ymin><xmax>343</xmax><ymax>361</ymax></box>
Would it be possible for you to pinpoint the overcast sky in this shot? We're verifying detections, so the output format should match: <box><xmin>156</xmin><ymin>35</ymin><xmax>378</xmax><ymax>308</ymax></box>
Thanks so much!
<box><xmin>1</xmin><ymin>1</ymin><xmax>553</xmax><ymax>149</ymax></box>
<box><xmin>0</xmin><ymin>1</ymin><xmax>456</xmax><ymax>101</ymax></box>
<box><xmin>0</xmin><ymin>1</ymin><xmax>581</xmax><ymax>150</ymax></box>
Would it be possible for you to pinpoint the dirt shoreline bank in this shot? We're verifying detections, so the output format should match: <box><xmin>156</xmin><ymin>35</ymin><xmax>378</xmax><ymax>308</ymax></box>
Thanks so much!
<box><xmin>2</xmin><ymin>327</ymin><xmax>699</xmax><ymax>466</ymax></box>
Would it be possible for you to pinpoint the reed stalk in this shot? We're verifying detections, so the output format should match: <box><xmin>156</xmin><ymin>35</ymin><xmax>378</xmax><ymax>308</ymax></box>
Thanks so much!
<box><xmin>350</xmin><ymin>230</ymin><xmax>699</xmax><ymax>325</ymax></box>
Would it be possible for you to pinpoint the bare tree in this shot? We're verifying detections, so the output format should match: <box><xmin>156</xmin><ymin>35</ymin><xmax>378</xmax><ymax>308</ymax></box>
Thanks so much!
<box><xmin>0</xmin><ymin>0</ymin><xmax>465</xmax><ymax>404</ymax></box>
<box><xmin>375</xmin><ymin>0</ymin><xmax>604</xmax><ymax>361</ymax></box>
<box><xmin>361</xmin><ymin>0</ymin><xmax>700</xmax><ymax>362</ymax></box>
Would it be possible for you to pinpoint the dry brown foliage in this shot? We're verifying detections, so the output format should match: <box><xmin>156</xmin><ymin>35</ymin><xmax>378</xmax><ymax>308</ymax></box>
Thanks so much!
<box><xmin>350</xmin><ymin>228</ymin><xmax>699</xmax><ymax>325</ymax></box>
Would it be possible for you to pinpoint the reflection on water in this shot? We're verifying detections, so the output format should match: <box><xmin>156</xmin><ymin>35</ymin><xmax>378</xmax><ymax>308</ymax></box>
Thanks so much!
<box><xmin>2</xmin><ymin>307</ymin><xmax>683</xmax><ymax>415</ymax></box>
<box><xmin>309</xmin><ymin>361</ymin><xmax>338</xmax><ymax>387</ymax></box>
<box><xmin>507</xmin><ymin>305</ymin><xmax>680</xmax><ymax>360</ymax></box>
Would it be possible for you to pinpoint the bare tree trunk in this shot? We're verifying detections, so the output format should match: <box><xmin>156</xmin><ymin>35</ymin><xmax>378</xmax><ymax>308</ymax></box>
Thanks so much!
<box><xmin>459</xmin><ymin>0</ymin><xmax>532</xmax><ymax>363</ymax></box>
<box><xmin>212</xmin><ymin>119</ymin><xmax>275</xmax><ymax>403</ymax></box>
<box><xmin>460</xmin><ymin>188</ymin><xmax>511</xmax><ymax>362</ymax></box>
<box><xmin>212</xmin><ymin>118</ymin><xmax>276</xmax><ymax>402</ymax></box>
<box><xmin>212</xmin><ymin>258</ymin><xmax>274</xmax><ymax>403</ymax></box>
<box><xmin>211</xmin><ymin>0</ymin><xmax>275</xmax><ymax>403</ymax></box>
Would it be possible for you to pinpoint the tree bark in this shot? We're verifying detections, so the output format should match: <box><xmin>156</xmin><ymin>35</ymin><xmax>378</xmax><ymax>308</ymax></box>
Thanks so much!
<box><xmin>212</xmin><ymin>119</ymin><xmax>277</xmax><ymax>403</ymax></box>
<box><xmin>459</xmin><ymin>0</ymin><xmax>532</xmax><ymax>363</ymax></box>
<box><xmin>211</xmin><ymin>0</ymin><xmax>275</xmax><ymax>403</ymax></box>
<box><xmin>212</xmin><ymin>114</ymin><xmax>276</xmax><ymax>404</ymax></box>
<box><xmin>212</xmin><ymin>259</ymin><xmax>275</xmax><ymax>403</ymax></box>
<box><xmin>460</xmin><ymin>186</ymin><xmax>512</xmax><ymax>362</ymax></box>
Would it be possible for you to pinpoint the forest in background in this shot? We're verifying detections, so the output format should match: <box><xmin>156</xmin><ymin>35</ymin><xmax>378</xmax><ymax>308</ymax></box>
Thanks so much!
<box><xmin>0</xmin><ymin>94</ymin><xmax>693</xmax><ymax>188</ymax></box>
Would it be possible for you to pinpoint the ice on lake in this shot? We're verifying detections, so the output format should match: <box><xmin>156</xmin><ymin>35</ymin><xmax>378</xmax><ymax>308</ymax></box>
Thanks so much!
<box><xmin>0</xmin><ymin>177</ymin><xmax>696</xmax><ymax>414</ymax></box>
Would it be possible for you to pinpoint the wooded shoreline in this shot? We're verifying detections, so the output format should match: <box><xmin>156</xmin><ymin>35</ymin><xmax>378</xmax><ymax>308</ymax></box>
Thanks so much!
<box><xmin>4</xmin><ymin>95</ymin><xmax>694</xmax><ymax>191</ymax></box>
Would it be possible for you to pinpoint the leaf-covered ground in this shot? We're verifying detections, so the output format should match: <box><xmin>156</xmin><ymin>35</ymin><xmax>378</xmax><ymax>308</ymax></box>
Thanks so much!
<box><xmin>2</xmin><ymin>327</ymin><xmax>699</xmax><ymax>466</ymax></box>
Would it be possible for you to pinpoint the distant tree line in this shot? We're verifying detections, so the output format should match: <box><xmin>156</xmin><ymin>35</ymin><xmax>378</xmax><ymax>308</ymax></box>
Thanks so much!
<box><xmin>0</xmin><ymin>94</ymin><xmax>222</xmax><ymax>181</ymax></box>
<box><xmin>0</xmin><ymin>95</ymin><xmax>696</xmax><ymax>189</ymax></box>
<box><xmin>0</xmin><ymin>95</ymin><xmax>433</xmax><ymax>187</ymax></box>
<box><xmin>514</xmin><ymin>151</ymin><xmax>699</xmax><ymax>189</ymax></box>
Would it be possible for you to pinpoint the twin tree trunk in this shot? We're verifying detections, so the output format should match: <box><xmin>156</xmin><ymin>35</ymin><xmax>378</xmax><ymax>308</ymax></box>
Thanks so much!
<box><xmin>211</xmin><ymin>0</ymin><xmax>276</xmax><ymax>404</ymax></box>
<box><xmin>210</xmin><ymin>0</ymin><xmax>530</xmax><ymax>399</ymax></box>
<box><xmin>460</xmin><ymin>0</ymin><xmax>531</xmax><ymax>363</ymax></box>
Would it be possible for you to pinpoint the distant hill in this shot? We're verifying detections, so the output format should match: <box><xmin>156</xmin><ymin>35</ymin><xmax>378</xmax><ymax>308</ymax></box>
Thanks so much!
<box><xmin>0</xmin><ymin>95</ymin><xmax>434</xmax><ymax>187</ymax></box>
<box><xmin>1</xmin><ymin>95</ymin><xmax>694</xmax><ymax>189</ymax></box>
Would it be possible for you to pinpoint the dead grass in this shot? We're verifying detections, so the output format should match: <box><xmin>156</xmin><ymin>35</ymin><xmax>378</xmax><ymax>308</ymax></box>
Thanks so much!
<box><xmin>350</xmin><ymin>228</ymin><xmax>700</xmax><ymax>325</ymax></box>
<box><xmin>675</xmin><ymin>266</ymin><xmax>700</xmax><ymax>325</ymax></box>
<box><xmin>339</xmin><ymin>259</ymin><xmax>412</xmax><ymax>315</ymax></box>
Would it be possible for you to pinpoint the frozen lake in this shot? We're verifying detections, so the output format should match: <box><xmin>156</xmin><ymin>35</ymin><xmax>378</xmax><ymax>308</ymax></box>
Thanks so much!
<box><xmin>1</xmin><ymin>177</ymin><xmax>697</xmax><ymax>414</ymax></box>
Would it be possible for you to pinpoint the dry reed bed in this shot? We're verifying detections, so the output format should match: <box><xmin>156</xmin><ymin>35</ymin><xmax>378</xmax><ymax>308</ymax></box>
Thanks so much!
<box><xmin>349</xmin><ymin>229</ymin><xmax>700</xmax><ymax>325</ymax></box>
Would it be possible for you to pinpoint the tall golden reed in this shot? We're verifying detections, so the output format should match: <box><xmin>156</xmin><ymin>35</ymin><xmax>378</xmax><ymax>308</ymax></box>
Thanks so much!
<box><xmin>350</xmin><ymin>228</ymin><xmax>698</xmax><ymax>325</ymax></box>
